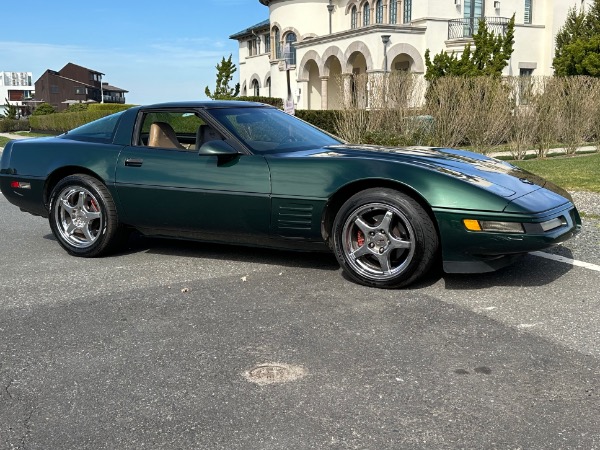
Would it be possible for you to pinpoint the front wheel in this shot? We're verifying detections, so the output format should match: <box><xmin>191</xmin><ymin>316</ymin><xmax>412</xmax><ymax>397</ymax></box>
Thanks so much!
<box><xmin>48</xmin><ymin>174</ymin><xmax>124</xmax><ymax>257</ymax></box>
<box><xmin>332</xmin><ymin>189</ymin><xmax>439</xmax><ymax>288</ymax></box>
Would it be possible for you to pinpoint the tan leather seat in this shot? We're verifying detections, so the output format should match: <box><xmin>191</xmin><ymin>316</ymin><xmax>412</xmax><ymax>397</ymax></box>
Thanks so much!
<box><xmin>148</xmin><ymin>122</ymin><xmax>185</xmax><ymax>149</ymax></box>
<box><xmin>195</xmin><ymin>124</ymin><xmax>223</xmax><ymax>150</ymax></box>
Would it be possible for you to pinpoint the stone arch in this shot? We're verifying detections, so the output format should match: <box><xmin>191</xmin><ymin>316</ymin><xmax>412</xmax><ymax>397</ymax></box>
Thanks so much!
<box><xmin>249</xmin><ymin>73</ymin><xmax>261</xmax><ymax>96</ymax></box>
<box><xmin>386</xmin><ymin>43</ymin><xmax>425</xmax><ymax>73</ymax></box>
<box><xmin>249</xmin><ymin>73</ymin><xmax>261</xmax><ymax>87</ymax></box>
<box><xmin>322</xmin><ymin>46</ymin><xmax>345</xmax><ymax>77</ymax></box>
<box><xmin>344</xmin><ymin>41</ymin><xmax>373</xmax><ymax>72</ymax></box>
<box><xmin>298</xmin><ymin>50</ymin><xmax>322</xmax><ymax>81</ymax></box>
<box><xmin>281</xmin><ymin>26</ymin><xmax>302</xmax><ymax>42</ymax></box>
<box><xmin>345</xmin><ymin>0</ymin><xmax>360</xmax><ymax>14</ymax></box>
<box><xmin>263</xmin><ymin>73</ymin><xmax>271</xmax><ymax>88</ymax></box>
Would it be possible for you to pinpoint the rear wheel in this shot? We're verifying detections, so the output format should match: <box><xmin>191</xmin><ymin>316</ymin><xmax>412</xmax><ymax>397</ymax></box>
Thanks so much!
<box><xmin>332</xmin><ymin>189</ymin><xmax>439</xmax><ymax>288</ymax></box>
<box><xmin>48</xmin><ymin>174</ymin><xmax>125</xmax><ymax>257</ymax></box>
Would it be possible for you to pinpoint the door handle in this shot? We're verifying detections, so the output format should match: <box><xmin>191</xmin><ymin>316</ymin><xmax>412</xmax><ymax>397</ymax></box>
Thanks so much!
<box><xmin>125</xmin><ymin>158</ymin><xmax>143</xmax><ymax>167</ymax></box>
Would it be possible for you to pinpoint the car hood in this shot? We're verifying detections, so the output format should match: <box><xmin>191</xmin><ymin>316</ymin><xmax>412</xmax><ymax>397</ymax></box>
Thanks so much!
<box><xmin>298</xmin><ymin>144</ymin><xmax>572</xmax><ymax>201</ymax></box>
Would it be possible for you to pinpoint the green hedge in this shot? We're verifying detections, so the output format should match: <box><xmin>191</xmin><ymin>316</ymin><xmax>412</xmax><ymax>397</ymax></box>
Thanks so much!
<box><xmin>295</xmin><ymin>110</ymin><xmax>339</xmax><ymax>135</ymax></box>
<box><xmin>0</xmin><ymin>119</ymin><xmax>30</xmax><ymax>132</ymax></box>
<box><xmin>29</xmin><ymin>104</ymin><xmax>136</xmax><ymax>133</ymax></box>
<box><xmin>29</xmin><ymin>111</ymin><xmax>116</xmax><ymax>133</ymax></box>
<box><xmin>237</xmin><ymin>96</ymin><xmax>283</xmax><ymax>109</ymax></box>
<box><xmin>88</xmin><ymin>103</ymin><xmax>136</xmax><ymax>113</ymax></box>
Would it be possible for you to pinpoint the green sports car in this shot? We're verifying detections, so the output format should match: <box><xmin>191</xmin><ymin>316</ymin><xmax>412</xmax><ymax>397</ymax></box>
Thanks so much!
<box><xmin>0</xmin><ymin>101</ymin><xmax>581</xmax><ymax>288</ymax></box>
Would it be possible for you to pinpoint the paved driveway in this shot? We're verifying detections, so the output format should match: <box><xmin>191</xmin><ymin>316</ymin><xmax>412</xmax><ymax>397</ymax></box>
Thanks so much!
<box><xmin>1</xmin><ymin>193</ymin><xmax>599</xmax><ymax>449</ymax></box>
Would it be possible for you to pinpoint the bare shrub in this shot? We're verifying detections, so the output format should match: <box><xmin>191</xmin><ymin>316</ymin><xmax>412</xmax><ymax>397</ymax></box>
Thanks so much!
<box><xmin>461</xmin><ymin>77</ymin><xmax>513</xmax><ymax>154</ymax></box>
<box><xmin>557</xmin><ymin>76</ymin><xmax>595</xmax><ymax>155</ymax></box>
<box><xmin>334</xmin><ymin>72</ymin><xmax>428</xmax><ymax>146</ymax></box>
<box><xmin>505</xmin><ymin>77</ymin><xmax>537</xmax><ymax>160</ymax></box>
<box><xmin>530</xmin><ymin>77</ymin><xmax>563</xmax><ymax>158</ymax></box>
<box><xmin>424</xmin><ymin>77</ymin><xmax>472</xmax><ymax>148</ymax></box>
<box><xmin>587</xmin><ymin>78</ymin><xmax>600</xmax><ymax>153</ymax></box>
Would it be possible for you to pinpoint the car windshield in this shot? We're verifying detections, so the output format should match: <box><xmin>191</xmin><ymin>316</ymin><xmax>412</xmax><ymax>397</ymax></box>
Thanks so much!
<box><xmin>207</xmin><ymin>107</ymin><xmax>342</xmax><ymax>154</ymax></box>
<box><xmin>65</xmin><ymin>111</ymin><xmax>125</xmax><ymax>143</ymax></box>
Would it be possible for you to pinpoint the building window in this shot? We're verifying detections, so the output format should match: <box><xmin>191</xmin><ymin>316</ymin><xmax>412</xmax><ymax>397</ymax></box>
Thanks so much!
<box><xmin>50</xmin><ymin>85</ymin><xmax>59</xmax><ymax>94</ymax></box>
<box><xmin>376</xmin><ymin>0</ymin><xmax>383</xmax><ymax>23</ymax></box>
<box><xmin>266</xmin><ymin>77</ymin><xmax>271</xmax><ymax>97</ymax></box>
<box><xmin>285</xmin><ymin>32</ymin><xmax>297</xmax><ymax>66</ymax></box>
<box><xmin>351</xmin><ymin>6</ymin><xmax>358</xmax><ymax>29</ymax></box>
<box><xmin>252</xmin><ymin>79</ymin><xmax>260</xmax><ymax>96</ymax></box>
<box><xmin>524</xmin><ymin>0</ymin><xmax>532</xmax><ymax>24</ymax></box>
<box><xmin>403</xmin><ymin>0</ymin><xmax>412</xmax><ymax>23</ymax></box>
<box><xmin>274</xmin><ymin>27</ymin><xmax>282</xmax><ymax>59</ymax></box>
<box><xmin>390</xmin><ymin>0</ymin><xmax>397</xmax><ymax>24</ymax></box>
<box><xmin>264</xmin><ymin>33</ymin><xmax>271</xmax><ymax>54</ymax></box>
<box><xmin>75</xmin><ymin>87</ymin><xmax>85</xmax><ymax>95</ymax></box>
<box><xmin>363</xmin><ymin>2</ymin><xmax>370</xmax><ymax>26</ymax></box>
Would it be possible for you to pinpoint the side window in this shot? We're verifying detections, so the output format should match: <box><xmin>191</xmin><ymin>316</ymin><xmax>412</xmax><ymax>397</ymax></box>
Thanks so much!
<box><xmin>136</xmin><ymin>111</ymin><xmax>211</xmax><ymax>150</ymax></box>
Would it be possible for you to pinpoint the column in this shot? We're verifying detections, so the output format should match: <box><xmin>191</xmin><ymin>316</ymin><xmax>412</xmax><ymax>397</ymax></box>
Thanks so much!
<box><xmin>320</xmin><ymin>76</ymin><xmax>329</xmax><ymax>110</ymax></box>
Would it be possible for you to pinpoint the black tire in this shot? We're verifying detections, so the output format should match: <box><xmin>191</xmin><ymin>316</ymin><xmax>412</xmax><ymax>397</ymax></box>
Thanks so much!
<box><xmin>48</xmin><ymin>174</ymin><xmax>125</xmax><ymax>257</ymax></box>
<box><xmin>331</xmin><ymin>188</ymin><xmax>439</xmax><ymax>288</ymax></box>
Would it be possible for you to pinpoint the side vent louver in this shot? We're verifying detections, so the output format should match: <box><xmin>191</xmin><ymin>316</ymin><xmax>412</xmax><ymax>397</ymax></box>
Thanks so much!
<box><xmin>277</xmin><ymin>204</ymin><xmax>314</xmax><ymax>231</ymax></box>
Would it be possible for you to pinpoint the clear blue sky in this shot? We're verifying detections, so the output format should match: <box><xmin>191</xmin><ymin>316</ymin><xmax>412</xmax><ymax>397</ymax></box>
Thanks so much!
<box><xmin>1</xmin><ymin>0</ymin><xmax>267</xmax><ymax>104</ymax></box>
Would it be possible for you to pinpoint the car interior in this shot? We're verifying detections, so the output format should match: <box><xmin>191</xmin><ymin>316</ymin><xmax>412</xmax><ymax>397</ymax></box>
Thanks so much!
<box><xmin>141</xmin><ymin>116</ymin><xmax>224</xmax><ymax>151</ymax></box>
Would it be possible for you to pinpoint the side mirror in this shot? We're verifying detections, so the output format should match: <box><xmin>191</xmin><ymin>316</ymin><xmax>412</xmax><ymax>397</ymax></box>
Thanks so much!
<box><xmin>198</xmin><ymin>140</ymin><xmax>239</xmax><ymax>156</ymax></box>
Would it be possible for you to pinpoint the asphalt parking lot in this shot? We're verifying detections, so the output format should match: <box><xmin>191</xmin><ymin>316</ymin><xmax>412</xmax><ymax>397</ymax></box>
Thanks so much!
<box><xmin>1</xmin><ymin>193</ymin><xmax>599</xmax><ymax>449</ymax></box>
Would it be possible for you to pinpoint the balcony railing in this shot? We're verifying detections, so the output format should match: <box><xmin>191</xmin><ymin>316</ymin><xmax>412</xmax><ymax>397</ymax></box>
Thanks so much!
<box><xmin>102</xmin><ymin>95</ymin><xmax>126</xmax><ymax>104</ymax></box>
<box><xmin>448</xmin><ymin>17</ymin><xmax>510</xmax><ymax>40</ymax></box>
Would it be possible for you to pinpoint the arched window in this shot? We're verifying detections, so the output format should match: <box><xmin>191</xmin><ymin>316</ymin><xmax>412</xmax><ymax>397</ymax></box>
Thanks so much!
<box><xmin>524</xmin><ymin>0</ymin><xmax>532</xmax><ymax>24</ymax></box>
<box><xmin>266</xmin><ymin>77</ymin><xmax>271</xmax><ymax>97</ymax></box>
<box><xmin>285</xmin><ymin>32</ymin><xmax>297</xmax><ymax>66</ymax></box>
<box><xmin>376</xmin><ymin>0</ymin><xmax>383</xmax><ymax>24</ymax></box>
<box><xmin>363</xmin><ymin>2</ymin><xmax>370</xmax><ymax>26</ymax></box>
<box><xmin>273</xmin><ymin>27</ymin><xmax>282</xmax><ymax>59</ymax></box>
<box><xmin>389</xmin><ymin>0</ymin><xmax>397</xmax><ymax>24</ymax></box>
<box><xmin>351</xmin><ymin>5</ymin><xmax>358</xmax><ymax>29</ymax></box>
<box><xmin>252</xmin><ymin>79</ymin><xmax>260</xmax><ymax>97</ymax></box>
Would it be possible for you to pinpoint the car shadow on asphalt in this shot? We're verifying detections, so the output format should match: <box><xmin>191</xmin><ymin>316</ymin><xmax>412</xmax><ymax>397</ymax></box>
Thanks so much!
<box><xmin>121</xmin><ymin>233</ymin><xmax>341</xmax><ymax>271</ymax></box>
<box><xmin>42</xmin><ymin>232</ymin><xmax>575</xmax><ymax>288</ymax></box>
<box><xmin>442</xmin><ymin>250</ymin><xmax>574</xmax><ymax>290</ymax></box>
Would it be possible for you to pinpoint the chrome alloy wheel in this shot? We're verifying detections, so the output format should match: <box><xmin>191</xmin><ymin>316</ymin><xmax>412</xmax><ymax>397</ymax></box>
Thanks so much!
<box><xmin>341</xmin><ymin>202</ymin><xmax>416</xmax><ymax>281</ymax></box>
<box><xmin>54</xmin><ymin>186</ymin><xmax>103</xmax><ymax>248</ymax></box>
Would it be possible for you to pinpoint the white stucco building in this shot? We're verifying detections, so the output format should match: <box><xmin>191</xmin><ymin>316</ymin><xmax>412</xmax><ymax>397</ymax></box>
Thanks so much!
<box><xmin>231</xmin><ymin>0</ymin><xmax>591</xmax><ymax>110</ymax></box>
<box><xmin>0</xmin><ymin>71</ymin><xmax>34</xmax><ymax>117</ymax></box>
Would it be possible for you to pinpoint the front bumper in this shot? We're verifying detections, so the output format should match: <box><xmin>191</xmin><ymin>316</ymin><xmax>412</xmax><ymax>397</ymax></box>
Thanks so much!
<box><xmin>435</xmin><ymin>202</ymin><xmax>581</xmax><ymax>274</ymax></box>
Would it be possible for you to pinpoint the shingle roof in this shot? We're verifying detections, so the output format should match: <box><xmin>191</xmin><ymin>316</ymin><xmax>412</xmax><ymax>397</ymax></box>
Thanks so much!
<box><xmin>229</xmin><ymin>19</ymin><xmax>270</xmax><ymax>40</ymax></box>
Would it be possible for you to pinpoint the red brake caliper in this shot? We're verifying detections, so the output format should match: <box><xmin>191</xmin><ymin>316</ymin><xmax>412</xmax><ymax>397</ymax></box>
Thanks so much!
<box><xmin>357</xmin><ymin>230</ymin><xmax>365</xmax><ymax>247</ymax></box>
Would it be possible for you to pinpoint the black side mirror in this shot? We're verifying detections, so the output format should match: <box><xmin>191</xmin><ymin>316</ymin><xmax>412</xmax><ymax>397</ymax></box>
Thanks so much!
<box><xmin>198</xmin><ymin>140</ymin><xmax>239</xmax><ymax>156</ymax></box>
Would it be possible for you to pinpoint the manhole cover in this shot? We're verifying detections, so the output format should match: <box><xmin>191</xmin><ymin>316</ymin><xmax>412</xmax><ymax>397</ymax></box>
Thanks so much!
<box><xmin>244</xmin><ymin>363</ymin><xmax>306</xmax><ymax>385</ymax></box>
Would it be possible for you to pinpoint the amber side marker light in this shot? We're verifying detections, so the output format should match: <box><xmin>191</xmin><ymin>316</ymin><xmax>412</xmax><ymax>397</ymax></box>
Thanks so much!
<box><xmin>463</xmin><ymin>219</ymin><xmax>525</xmax><ymax>234</ymax></box>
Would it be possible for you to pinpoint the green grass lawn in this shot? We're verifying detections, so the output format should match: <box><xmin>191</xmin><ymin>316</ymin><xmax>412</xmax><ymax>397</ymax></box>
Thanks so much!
<box><xmin>0</xmin><ymin>136</ymin><xmax>11</xmax><ymax>148</ymax></box>
<box><xmin>512</xmin><ymin>153</ymin><xmax>600</xmax><ymax>193</ymax></box>
<box><xmin>14</xmin><ymin>131</ymin><xmax>57</xmax><ymax>137</ymax></box>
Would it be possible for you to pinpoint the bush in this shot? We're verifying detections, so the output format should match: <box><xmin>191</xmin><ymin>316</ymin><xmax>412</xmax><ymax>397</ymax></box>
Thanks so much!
<box><xmin>295</xmin><ymin>110</ymin><xmax>339</xmax><ymax>135</ymax></box>
<box><xmin>0</xmin><ymin>119</ymin><xmax>30</xmax><ymax>132</ymax></box>
<box><xmin>32</xmin><ymin>103</ymin><xmax>56</xmax><ymax>116</ymax></box>
<box><xmin>237</xmin><ymin>96</ymin><xmax>283</xmax><ymax>109</ymax></box>
<box><xmin>65</xmin><ymin>103</ymin><xmax>90</xmax><ymax>113</ymax></box>
<box><xmin>88</xmin><ymin>103</ymin><xmax>136</xmax><ymax>113</ymax></box>
<box><xmin>29</xmin><ymin>111</ymin><xmax>116</xmax><ymax>133</ymax></box>
<box><xmin>29</xmin><ymin>104</ymin><xmax>135</xmax><ymax>133</ymax></box>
